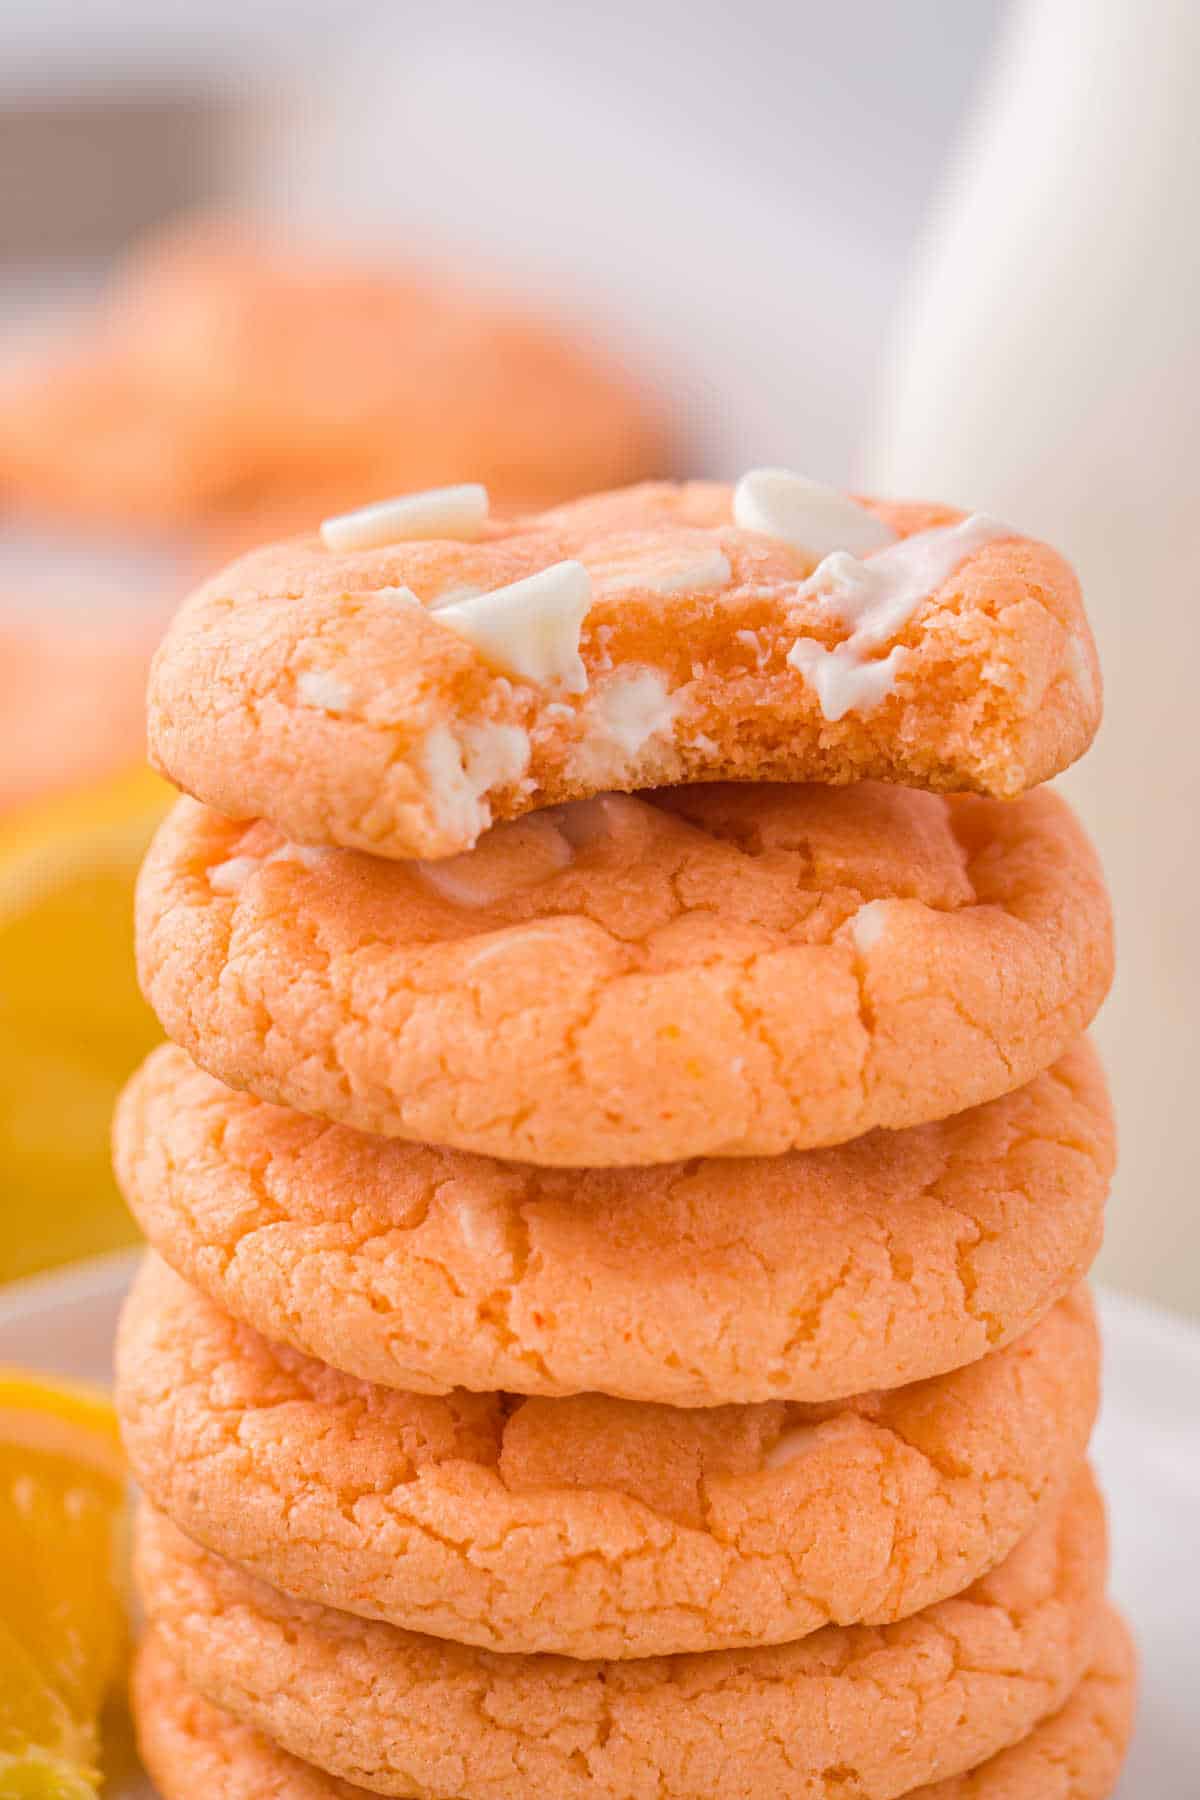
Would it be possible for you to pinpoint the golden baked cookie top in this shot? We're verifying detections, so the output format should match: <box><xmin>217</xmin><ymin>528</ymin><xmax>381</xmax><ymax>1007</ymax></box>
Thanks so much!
<box><xmin>146</xmin><ymin>473</ymin><xmax>1100</xmax><ymax>858</ymax></box>
<box><xmin>0</xmin><ymin>217</ymin><xmax>667</xmax><ymax>530</ymax></box>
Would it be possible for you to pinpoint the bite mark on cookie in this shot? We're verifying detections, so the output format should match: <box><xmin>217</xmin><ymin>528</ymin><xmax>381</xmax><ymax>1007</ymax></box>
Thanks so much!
<box><xmin>419</xmin><ymin>721</ymin><xmax>532</xmax><ymax>844</ymax></box>
<box><xmin>785</xmin><ymin>513</ymin><xmax>1012</xmax><ymax>721</ymax></box>
<box><xmin>147</xmin><ymin>482</ymin><xmax>1101</xmax><ymax>859</ymax></box>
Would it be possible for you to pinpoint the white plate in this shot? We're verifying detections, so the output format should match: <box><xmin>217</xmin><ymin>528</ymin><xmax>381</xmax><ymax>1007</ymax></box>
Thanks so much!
<box><xmin>1</xmin><ymin>1257</ymin><xmax>1196</xmax><ymax>1797</ymax></box>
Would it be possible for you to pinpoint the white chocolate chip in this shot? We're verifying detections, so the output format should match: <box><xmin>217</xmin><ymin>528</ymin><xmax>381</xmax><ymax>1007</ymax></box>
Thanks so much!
<box><xmin>320</xmin><ymin>484</ymin><xmax>488</xmax><ymax>552</ymax></box>
<box><xmin>734</xmin><ymin>626</ymin><xmax>769</xmax><ymax>670</ymax></box>
<box><xmin>437</xmin><ymin>561</ymin><xmax>592</xmax><ymax>693</ymax></box>
<box><xmin>297</xmin><ymin>670</ymin><xmax>352</xmax><ymax>714</ymax></box>
<box><xmin>208</xmin><ymin>856</ymin><xmax>257</xmax><ymax>894</ymax></box>
<box><xmin>785</xmin><ymin>512</ymin><xmax>1009</xmax><ymax>720</ymax></box>
<box><xmin>734</xmin><ymin>468</ymin><xmax>897</xmax><ymax>559</ymax></box>
<box><xmin>592</xmin><ymin>669</ymin><xmax>677</xmax><ymax>757</ymax></box>
<box><xmin>268</xmin><ymin>842</ymin><xmax>329</xmax><ymax>871</ymax></box>
<box><xmin>550</xmin><ymin>792</ymin><xmax>654</xmax><ymax>851</ymax></box>
<box><xmin>428</xmin><ymin>582</ymin><xmax>486</xmax><ymax>611</ymax></box>
<box><xmin>568</xmin><ymin>668</ymin><xmax>678</xmax><ymax>784</ymax></box>
<box><xmin>374</xmin><ymin>585</ymin><xmax>423</xmax><ymax>606</ymax></box>
<box><xmin>415</xmin><ymin>813</ymin><xmax>573</xmax><ymax>908</ymax></box>
<box><xmin>796</xmin><ymin>514</ymin><xmax>1008</xmax><ymax>650</ymax></box>
<box><xmin>420</xmin><ymin>720</ymin><xmax>532</xmax><ymax>845</ymax></box>
<box><xmin>787</xmin><ymin>638</ymin><xmax>907</xmax><ymax>721</ymax></box>
<box><xmin>849</xmin><ymin>899</ymin><xmax>890</xmax><ymax>954</ymax></box>
<box><xmin>795</xmin><ymin>552</ymin><xmax>879</xmax><ymax>627</ymax></box>
<box><xmin>765</xmin><ymin>1425</ymin><xmax>822</xmax><ymax>1469</ymax></box>
<box><xmin>453</xmin><ymin>1197</ymin><xmax>510</xmax><ymax>1260</ymax></box>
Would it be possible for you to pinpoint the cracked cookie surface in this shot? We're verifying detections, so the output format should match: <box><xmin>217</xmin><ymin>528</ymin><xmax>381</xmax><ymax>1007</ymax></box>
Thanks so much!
<box><xmin>146</xmin><ymin>481</ymin><xmax>1099</xmax><ymax>861</ymax></box>
<box><xmin>115</xmin><ymin>1042</ymin><xmax>1111</xmax><ymax>1406</ymax></box>
<box><xmin>135</xmin><ymin>781</ymin><xmax>1115</xmax><ymax>1159</ymax></box>
<box><xmin>116</xmin><ymin>1257</ymin><xmax>1099</xmax><ymax>1659</ymax></box>
<box><xmin>132</xmin><ymin>1468</ymin><xmax>1108</xmax><ymax>1800</ymax></box>
<box><xmin>135</xmin><ymin>782</ymin><xmax>1111</xmax><ymax>1165</ymax></box>
<box><xmin>131</xmin><ymin>1605</ymin><xmax>1136</xmax><ymax>1800</ymax></box>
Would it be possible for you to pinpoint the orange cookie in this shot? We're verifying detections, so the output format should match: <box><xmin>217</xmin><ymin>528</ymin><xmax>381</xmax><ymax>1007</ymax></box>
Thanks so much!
<box><xmin>133</xmin><ymin>1468</ymin><xmax>1107</xmax><ymax>1800</ymax></box>
<box><xmin>135</xmin><ymin>783</ymin><xmax>1112</xmax><ymax>1165</ymax></box>
<box><xmin>116</xmin><ymin>1257</ymin><xmax>1099</xmax><ymax>1660</ymax></box>
<box><xmin>131</xmin><ymin>1607</ymin><xmax>1136</xmax><ymax>1800</ymax></box>
<box><xmin>115</xmin><ymin>1041</ymin><xmax>1111</xmax><ymax>1407</ymax></box>
<box><xmin>145</xmin><ymin>477</ymin><xmax>1098</xmax><ymax>859</ymax></box>
<box><xmin>0</xmin><ymin>217</ymin><xmax>667</xmax><ymax>531</ymax></box>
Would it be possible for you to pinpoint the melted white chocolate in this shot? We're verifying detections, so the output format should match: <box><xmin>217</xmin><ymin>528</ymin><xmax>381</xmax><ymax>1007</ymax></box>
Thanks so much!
<box><xmin>415</xmin><ymin>812</ymin><xmax>573</xmax><ymax>907</ymax></box>
<box><xmin>797</xmin><ymin>513</ymin><xmax>1008</xmax><ymax>651</ymax></box>
<box><xmin>568</xmin><ymin>668</ymin><xmax>678</xmax><ymax>784</ymax></box>
<box><xmin>788</xmin><ymin>513</ymin><xmax>1010</xmax><ymax>719</ymax></box>
<box><xmin>415</xmin><ymin>792</ymin><xmax>658</xmax><ymax>909</ymax></box>
<box><xmin>786</xmin><ymin>639</ymin><xmax>908</xmax><ymax>723</ymax></box>
<box><xmin>421</xmin><ymin>720</ymin><xmax>531</xmax><ymax>844</ymax></box>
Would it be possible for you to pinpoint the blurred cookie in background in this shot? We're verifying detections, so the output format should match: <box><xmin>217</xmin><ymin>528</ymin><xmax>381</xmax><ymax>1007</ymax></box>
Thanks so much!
<box><xmin>0</xmin><ymin>213</ymin><xmax>673</xmax><ymax>537</ymax></box>
<box><xmin>0</xmin><ymin>210</ymin><xmax>665</xmax><ymax>1289</ymax></box>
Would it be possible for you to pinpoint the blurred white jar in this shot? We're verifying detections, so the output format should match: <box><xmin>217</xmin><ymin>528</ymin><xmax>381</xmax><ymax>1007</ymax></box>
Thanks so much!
<box><xmin>866</xmin><ymin>0</ymin><xmax>1200</xmax><ymax>1315</ymax></box>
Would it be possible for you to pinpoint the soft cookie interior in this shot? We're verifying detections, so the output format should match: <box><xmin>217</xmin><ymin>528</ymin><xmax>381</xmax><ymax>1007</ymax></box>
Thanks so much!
<box><xmin>146</xmin><ymin>474</ymin><xmax>1101</xmax><ymax>861</ymax></box>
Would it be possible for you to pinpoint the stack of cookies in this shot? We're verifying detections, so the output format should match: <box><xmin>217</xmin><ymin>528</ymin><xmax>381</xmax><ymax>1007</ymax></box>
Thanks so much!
<box><xmin>114</xmin><ymin>473</ymin><xmax>1135</xmax><ymax>1800</ymax></box>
